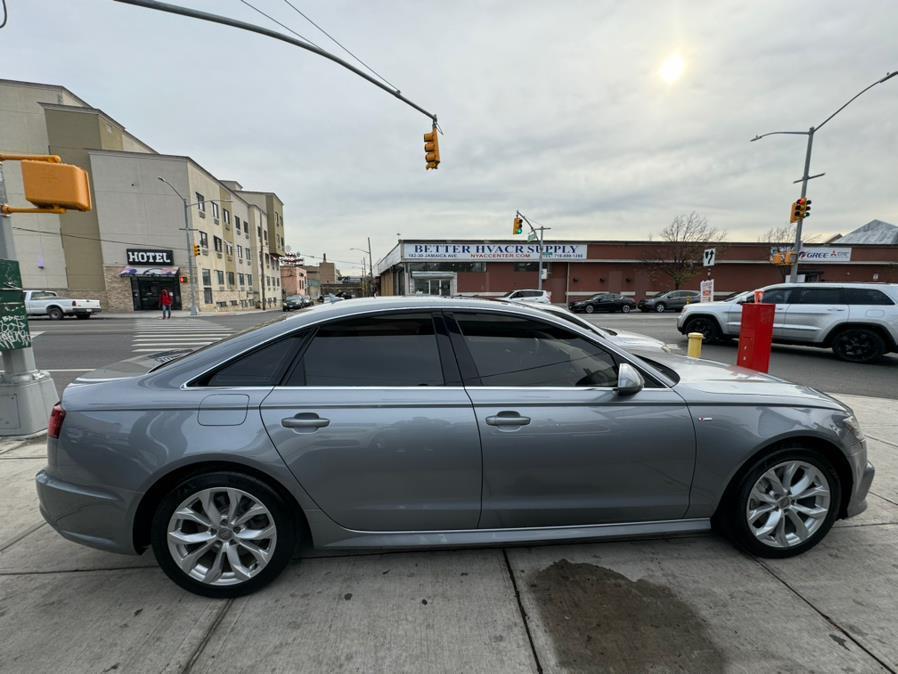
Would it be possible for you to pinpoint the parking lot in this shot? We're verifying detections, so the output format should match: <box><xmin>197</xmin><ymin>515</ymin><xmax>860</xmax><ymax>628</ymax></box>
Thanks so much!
<box><xmin>1</xmin><ymin>392</ymin><xmax>896</xmax><ymax>672</ymax></box>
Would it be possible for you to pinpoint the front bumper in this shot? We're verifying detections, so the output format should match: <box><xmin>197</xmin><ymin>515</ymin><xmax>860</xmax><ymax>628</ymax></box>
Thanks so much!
<box><xmin>36</xmin><ymin>469</ymin><xmax>139</xmax><ymax>555</ymax></box>
<box><xmin>845</xmin><ymin>460</ymin><xmax>875</xmax><ymax>518</ymax></box>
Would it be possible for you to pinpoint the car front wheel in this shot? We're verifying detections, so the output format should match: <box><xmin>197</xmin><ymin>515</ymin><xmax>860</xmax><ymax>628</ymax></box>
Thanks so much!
<box><xmin>831</xmin><ymin>328</ymin><xmax>885</xmax><ymax>363</ymax></box>
<box><xmin>654</xmin><ymin>303</ymin><xmax>666</xmax><ymax>312</ymax></box>
<box><xmin>717</xmin><ymin>449</ymin><xmax>840</xmax><ymax>558</ymax></box>
<box><xmin>151</xmin><ymin>471</ymin><xmax>296</xmax><ymax>598</ymax></box>
<box><xmin>621</xmin><ymin>304</ymin><xmax>631</xmax><ymax>313</ymax></box>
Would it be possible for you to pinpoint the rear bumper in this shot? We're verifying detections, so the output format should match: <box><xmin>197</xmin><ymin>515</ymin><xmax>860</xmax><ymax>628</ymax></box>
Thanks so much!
<box><xmin>36</xmin><ymin>469</ymin><xmax>138</xmax><ymax>555</ymax></box>
<box><xmin>69</xmin><ymin>308</ymin><xmax>101</xmax><ymax>315</ymax></box>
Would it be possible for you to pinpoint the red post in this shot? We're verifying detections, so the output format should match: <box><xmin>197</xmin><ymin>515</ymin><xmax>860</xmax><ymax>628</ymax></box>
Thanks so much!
<box><xmin>737</xmin><ymin>303</ymin><xmax>775</xmax><ymax>373</ymax></box>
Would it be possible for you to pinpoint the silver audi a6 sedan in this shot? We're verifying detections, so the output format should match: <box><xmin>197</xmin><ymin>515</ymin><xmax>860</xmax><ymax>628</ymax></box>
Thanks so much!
<box><xmin>37</xmin><ymin>297</ymin><xmax>874</xmax><ymax>597</ymax></box>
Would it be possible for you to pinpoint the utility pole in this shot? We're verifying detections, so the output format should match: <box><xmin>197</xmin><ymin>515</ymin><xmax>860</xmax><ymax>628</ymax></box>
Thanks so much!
<box><xmin>515</xmin><ymin>211</ymin><xmax>551</xmax><ymax>290</ymax></box>
<box><xmin>0</xmin><ymin>162</ymin><xmax>60</xmax><ymax>436</ymax></box>
<box><xmin>158</xmin><ymin>177</ymin><xmax>199</xmax><ymax>316</ymax></box>
<box><xmin>367</xmin><ymin>236</ymin><xmax>374</xmax><ymax>295</ymax></box>
<box><xmin>751</xmin><ymin>70</ymin><xmax>897</xmax><ymax>284</ymax></box>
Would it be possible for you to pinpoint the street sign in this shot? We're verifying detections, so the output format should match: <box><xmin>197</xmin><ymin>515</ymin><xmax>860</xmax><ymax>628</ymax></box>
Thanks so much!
<box><xmin>700</xmin><ymin>279</ymin><xmax>714</xmax><ymax>303</ymax></box>
<box><xmin>703</xmin><ymin>248</ymin><xmax>716</xmax><ymax>267</ymax></box>
<box><xmin>527</xmin><ymin>231</ymin><xmax>537</xmax><ymax>242</ymax></box>
<box><xmin>0</xmin><ymin>259</ymin><xmax>31</xmax><ymax>351</ymax></box>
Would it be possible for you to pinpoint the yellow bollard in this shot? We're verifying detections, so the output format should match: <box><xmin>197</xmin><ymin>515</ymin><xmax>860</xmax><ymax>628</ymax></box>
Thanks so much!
<box><xmin>687</xmin><ymin>332</ymin><xmax>704</xmax><ymax>358</ymax></box>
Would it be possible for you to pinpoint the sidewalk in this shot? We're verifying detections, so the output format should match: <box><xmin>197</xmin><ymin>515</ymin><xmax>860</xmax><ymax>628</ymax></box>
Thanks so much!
<box><xmin>28</xmin><ymin>308</ymin><xmax>280</xmax><ymax>320</ymax></box>
<box><xmin>0</xmin><ymin>393</ymin><xmax>895</xmax><ymax>672</ymax></box>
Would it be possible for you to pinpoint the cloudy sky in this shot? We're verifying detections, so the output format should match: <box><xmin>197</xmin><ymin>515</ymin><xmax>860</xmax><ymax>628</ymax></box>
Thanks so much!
<box><xmin>3</xmin><ymin>0</ymin><xmax>897</xmax><ymax>273</ymax></box>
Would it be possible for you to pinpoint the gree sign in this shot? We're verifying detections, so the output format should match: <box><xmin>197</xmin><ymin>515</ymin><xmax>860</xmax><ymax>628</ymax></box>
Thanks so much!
<box><xmin>126</xmin><ymin>248</ymin><xmax>174</xmax><ymax>265</ymax></box>
<box><xmin>403</xmin><ymin>243</ymin><xmax>588</xmax><ymax>261</ymax></box>
<box><xmin>798</xmin><ymin>247</ymin><xmax>852</xmax><ymax>263</ymax></box>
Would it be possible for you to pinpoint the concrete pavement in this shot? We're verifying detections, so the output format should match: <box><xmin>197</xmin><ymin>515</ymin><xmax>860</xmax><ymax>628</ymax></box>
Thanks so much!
<box><xmin>0</xmin><ymin>393</ymin><xmax>895</xmax><ymax>672</ymax></box>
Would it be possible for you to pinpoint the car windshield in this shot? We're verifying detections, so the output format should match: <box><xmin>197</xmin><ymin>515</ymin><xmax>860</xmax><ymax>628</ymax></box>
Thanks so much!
<box><xmin>589</xmin><ymin>294</ymin><xmax>607</xmax><ymax>301</ymax></box>
<box><xmin>286</xmin><ymin>295</ymin><xmax>304</xmax><ymax>301</ymax></box>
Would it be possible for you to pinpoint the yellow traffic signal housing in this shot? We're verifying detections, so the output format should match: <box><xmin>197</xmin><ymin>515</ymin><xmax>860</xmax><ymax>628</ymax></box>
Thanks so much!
<box><xmin>423</xmin><ymin>127</ymin><xmax>440</xmax><ymax>170</ymax></box>
<box><xmin>790</xmin><ymin>200</ymin><xmax>802</xmax><ymax>223</ymax></box>
<box><xmin>21</xmin><ymin>160</ymin><xmax>92</xmax><ymax>211</ymax></box>
<box><xmin>799</xmin><ymin>198</ymin><xmax>812</xmax><ymax>219</ymax></box>
<box><xmin>193</xmin><ymin>244</ymin><xmax>201</xmax><ymax>256</ymax></box>
<box><xmin>513</xmin><ymin>216</ymin><xmax>523</xmax><ymax>235</ymax></box>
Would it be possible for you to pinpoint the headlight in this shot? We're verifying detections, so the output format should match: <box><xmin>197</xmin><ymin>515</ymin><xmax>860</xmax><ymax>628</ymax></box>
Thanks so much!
<box><xmin>839</xmin><ymin>414</ymin><xmax>865</xmax><ymax>441</ymax></box>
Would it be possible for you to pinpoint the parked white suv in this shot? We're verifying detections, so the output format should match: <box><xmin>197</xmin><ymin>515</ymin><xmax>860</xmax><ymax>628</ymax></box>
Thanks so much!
<box><xmin>678</xmin><ymin>282</ymin><xmax>898</xmax><ymax>363</ymax></box>
<box><xmin>500</xmin><ymin>289</ymin><xmax>551</xmax><ymax>304</ymax></box>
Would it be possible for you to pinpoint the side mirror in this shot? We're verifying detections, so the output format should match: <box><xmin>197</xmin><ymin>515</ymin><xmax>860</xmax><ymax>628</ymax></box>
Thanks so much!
<box><xmin>615</xmin><ymin>363</ymin><xmax>644</xmax><ymax>396</ymax></box>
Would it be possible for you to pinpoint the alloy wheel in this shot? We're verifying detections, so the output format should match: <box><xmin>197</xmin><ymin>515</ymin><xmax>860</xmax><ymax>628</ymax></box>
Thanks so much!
<box><xmin>621</xmin><ymin>304</ymin><xmax>631</xmax><ymax>313</ymax></box>
<box><xmin>746</xmin><ymin>460</ymin><xmax>831</xmax><ymax>549</ymax></box>
<box><xmin>585</xmin><ymin>305</ymin><xmax>595</xmax><ymax>314</ymax></box>
<box><xmin>167</xmin><ymin>487</ymin><xmax>277</xmax><ymax>586</ymax></box>
<box><xmin>655</xmin><ymin>304</ymin><xmax>666</xmax><ymax>312</ymax></box>
<box><xmin>834</xmin><ymin>330</ymin><xmax>880</xmax><ymax>362</ymax></box>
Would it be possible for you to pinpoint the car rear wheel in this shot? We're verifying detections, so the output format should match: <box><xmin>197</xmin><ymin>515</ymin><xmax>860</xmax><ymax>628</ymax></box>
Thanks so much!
<box><xmin>654</xmin><ymin>303</ymin><xmax>666</xmax><ymax>312</ymax></box>
<box><xmin>151</xmin><ymin>471</ymin><xmax>295</xmax><ymax>598</ymax></box>
<box><xmin>584</xmin><ymin>304</ymin><xmax>595</xmax><ymax>314</ymax></box>
<box><xmin>621</xmin><ymin>304</ymin><xmax>631</xmax><ymax>313</ymax></box>
<box><xmin>683</xmin><ymin>316</ymin><xmax>721</xmax><ymax>343</ymax></box>
<box><xmin>47</xmin><ymin>306</ymin><xmax>64</xmax><ymax>320</ymax></box>
<box><xmin>717</xmin><ymin>449</ymin><xmax>840</xmax><ymax>558</ymax></box>
<box><xmin>831</xmin><ymin>328</ymin><xmax>885</xmax><ymax>363</ymax></box>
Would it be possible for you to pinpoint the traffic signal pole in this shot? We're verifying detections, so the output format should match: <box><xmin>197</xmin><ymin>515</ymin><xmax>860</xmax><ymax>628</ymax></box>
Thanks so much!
<box><xmin>181</xmin><ymin>202</ymin><xmax>199</xmax><ymax>316</ymax></box>
<box><xmin>0</xmin><ymin>162</ymin><xmax>59</xmax><ymax>436</ymax></box>
<box><xmin>516</xmin><ymin>211</ymin><xmax>550</xmax><ymax>291</ymax></box>
<box><xmin>790</xmin><ymin>127</ymin><xmax>815</xmax><ymax>283</ymax></box>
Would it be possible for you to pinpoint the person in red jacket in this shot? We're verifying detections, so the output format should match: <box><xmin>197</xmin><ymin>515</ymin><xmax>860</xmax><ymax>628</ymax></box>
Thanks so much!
<box><xmin>160</xmin><ymin>288</ymin><xmax>173</xmax><ymax>319</ymax></box>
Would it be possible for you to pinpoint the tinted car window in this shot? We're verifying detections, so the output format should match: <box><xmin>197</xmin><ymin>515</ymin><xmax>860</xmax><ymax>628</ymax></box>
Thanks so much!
<box><xmin>290</xmin><ymin>313</ymin><xmax>443</xmax><ymax>387</ymax></box>
<box><xmin>845</xmin><ymin>288</ymin><xmax>894</xmax><ymax>305</ymax></box>
<box><xmin>456</xmin><ymin>313</ymin><xmax>618</xmax><ymax>387</ymax></box>
<box><xmin>205</xmin><ymin>336</ymin><xmax>300</xmax><ymax>387</ymax></box>
<box><xmin>791</xmin><ymin>287</ymin><xmax>845</xmax><ymax>304</ymax></box>
<box><xmin>760</xmin><ymin>288</ymin><xmax>791</xmax><ymax>304</ymax></box>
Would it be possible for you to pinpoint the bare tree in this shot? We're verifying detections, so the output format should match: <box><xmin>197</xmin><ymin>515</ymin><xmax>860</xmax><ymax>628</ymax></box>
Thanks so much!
<box><xmin>758</xmin><ymin>224</ymin><xmax>823</xmax><ymax>245</ymax></box>
<box><xmin>642</xmin><ymin>212</ymin><xmax>725</xmax><ymax>289</ymax></box>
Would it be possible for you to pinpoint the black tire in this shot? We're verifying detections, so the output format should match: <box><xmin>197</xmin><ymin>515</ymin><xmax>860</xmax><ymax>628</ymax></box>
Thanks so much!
<box><xmin>76</xmin><ymin>314</ymin><xmax>91</xmax><ymax>320</ymax></box>
<box><xmin>150</xmin><ymin>471</ymin><xmax>296</xmax><ymax>598</ymax></box>
<box><xmin>716</xmin><ymin>448</ymin><xmax>841</xmax><ymax>558</ymax></box>
<box><xmin>584</xmin><ymin>304</ymin><xmax>595</xmax><ymax>314</ymax></box>
<box><xmin>654</xmin><ymin>303</ymin><xmax>666</xmax><ymax>313</ymax></box>
<box><xmin>683</xmin><ymin>316</ymin><xmax>722</xmax><ymax>343</ymax></box>
<box><xmin>47</xmin><ymin>306</ymin><xmax>64</xmax><ymax>320</ymax></box>
<box><xmin>831</xmin><ymin>328</ymin><xmax>886</xmax><ymax>364</ymax></box>
<box><xmin>621</xmin><ymin>304</ymin><xmax>631</xmax><ymax>314</ymax></box>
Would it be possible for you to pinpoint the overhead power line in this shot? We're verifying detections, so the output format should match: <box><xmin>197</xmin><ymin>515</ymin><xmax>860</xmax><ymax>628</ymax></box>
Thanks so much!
<box><xmin>236</xmin><ymin>0</ymin><xmax>322</xmax><ymax>51</ymax></box>
<box><xmin>279</xmin><ymin>0</ymin><xmax>399</xmax><ymax>92</ymax></box>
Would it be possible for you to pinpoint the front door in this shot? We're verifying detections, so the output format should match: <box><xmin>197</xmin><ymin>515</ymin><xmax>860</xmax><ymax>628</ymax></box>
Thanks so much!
<box><xmin>724</xmin><ymin>287</ymin><xmax>791</xmax><ymax>336</ymax></box>
<box><xmin>260</xmin><ymin>311</ymin><xmax>482</xmax><ymax>532</ymax></box>
<box><xmin>783</xmin><ymin>286</ymin><xmax>847</xmax><ymax>342</ymax></box>
<box><xmin>447</xmin><ymin>310</ymin><xmax>696</xmax><ymax>529</ymax></box>
<box><xmin>132</xmin><ymin>277</ymin><xmax>181</xmax><ymax>311</ymax></box>
<box><xmin>411</xmin><ymin>272</ymin><xmax>456</xmax><ymax>297</ymax></box>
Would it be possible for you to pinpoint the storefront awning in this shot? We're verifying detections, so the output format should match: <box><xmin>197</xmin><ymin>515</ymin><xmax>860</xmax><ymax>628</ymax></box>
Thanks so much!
<box><xmin>119</xmin><ymin>266</ymin><xmax>180</xmax><ymax>277</ymax></box>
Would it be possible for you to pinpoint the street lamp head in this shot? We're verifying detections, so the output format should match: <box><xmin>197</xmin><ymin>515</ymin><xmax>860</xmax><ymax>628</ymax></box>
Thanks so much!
<box><xmin>750</xmin><ymin>135</ymin><xmax>761</xmax><ymax>142</ymax></box>
<box><xmin>879</xmin><ymin>71</ymin><xmax>898</xmax><ymax>83</ymax></box>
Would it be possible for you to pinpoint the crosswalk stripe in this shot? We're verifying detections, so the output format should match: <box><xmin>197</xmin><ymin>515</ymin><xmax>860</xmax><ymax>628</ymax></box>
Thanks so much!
<box><xmin>131</xmin><ymin>317</ymin><xmax>232</xmax><ymax>353</ymax></box>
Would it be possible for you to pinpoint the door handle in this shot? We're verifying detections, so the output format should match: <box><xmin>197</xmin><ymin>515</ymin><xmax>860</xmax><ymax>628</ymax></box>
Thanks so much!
<box><xmin>827</xmin><ymin>308</ymin><xmax>846</xmax><ymax>311</ymax></box>
<box><xmin>486</xmin><ymin>412</ymin><xmax>531</xmax><ymax>427</ymax></box>
<box><xmin>282</xmin><ymin>413</ymin><xmax>330</xmax><ymax>429</ymax></box>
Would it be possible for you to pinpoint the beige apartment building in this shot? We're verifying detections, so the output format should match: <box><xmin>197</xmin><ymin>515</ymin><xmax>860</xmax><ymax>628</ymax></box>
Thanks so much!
<box><xmin>0</xmin><ymin>78</ymin><xmax>285</xmax><ymax>313</ymax></box>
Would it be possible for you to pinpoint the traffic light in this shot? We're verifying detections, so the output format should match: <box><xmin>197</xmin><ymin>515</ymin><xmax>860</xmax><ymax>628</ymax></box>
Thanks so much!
<box><xmin>179</xmin><ymin>275</ymin><xmax>189</xmax><ymax>284</ymax></box>
<box><xmin>193</xmin><ymin>243</ymin><xmax>201</xmax><ymax>256</ymax></box>
<box><xmin>790</xmin><ymin>200</ymin><xmax>802</xmax><ymax>223</ymax></box>
<box><xmin>423</xmin><ymin>126</ymin><xmax>440</xmax><ymax>170</ymax></box>
<box><xmin>799</xmin><ymin>198</ymin><xmax>812</xmax><ymax>219</ymax></box>
<box><xmin>513</xmin><ymin>216</ymin><xmax>523</xmax><ymax>235</ymax></box>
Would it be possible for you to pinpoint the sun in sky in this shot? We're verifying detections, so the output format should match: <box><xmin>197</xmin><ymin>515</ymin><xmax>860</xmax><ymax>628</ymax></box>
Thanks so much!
<box><xmin>659</xmin><ymin>52</ymin><xmax>686</xmax><ymax>84</ymax></box>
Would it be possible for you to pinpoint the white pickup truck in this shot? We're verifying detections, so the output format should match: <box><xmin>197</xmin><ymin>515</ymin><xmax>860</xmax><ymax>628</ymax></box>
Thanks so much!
<box><xmin>24</xmin><ymin>290</ymin><xmax>102</xmax><ymax>320</ymax></box>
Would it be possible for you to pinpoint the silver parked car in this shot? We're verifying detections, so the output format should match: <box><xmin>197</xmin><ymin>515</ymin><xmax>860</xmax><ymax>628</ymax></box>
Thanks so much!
<box><xmin>38</xmin><ymin>297</ymin><xmax>874</xmax><ymax>597</ymax></box>
<box><xmin>533</xmin><ymin>302</ymin><xmax>676</xmax><ymax>353</ymax></box>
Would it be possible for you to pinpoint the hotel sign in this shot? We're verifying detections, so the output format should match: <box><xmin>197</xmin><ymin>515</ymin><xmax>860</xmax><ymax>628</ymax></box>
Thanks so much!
<box><xmin>403</xmin><ymin>243</ymin><xmax>588</xmax><ymax>262</ymax></box>
<box><xmin>126</xmin><ymin>248</ymin><xmax>174</xmax><ymax>265</ymax></box>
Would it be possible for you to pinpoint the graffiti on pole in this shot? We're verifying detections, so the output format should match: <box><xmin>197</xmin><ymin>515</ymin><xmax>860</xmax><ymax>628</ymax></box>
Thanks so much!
<box><xmin>0</xmin><ymin>259</ymin><xmax>31</xmax><ymax>350</ymax></box>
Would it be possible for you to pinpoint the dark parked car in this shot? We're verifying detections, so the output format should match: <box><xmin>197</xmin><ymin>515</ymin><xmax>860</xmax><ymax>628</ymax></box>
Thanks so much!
<box><xmin>282</xmin><ymin>295</ymin><xmax>311</xmax><ymax>312</ymax></box>
<box><xmin>638</xmin><ymin>290</ymin><xmax>701</xmax><ymax>313</ymax></box>
<box><xmin>569</xmin><ymin>293</ymin><xmax>637</xmax><ymax>314</ymax></box>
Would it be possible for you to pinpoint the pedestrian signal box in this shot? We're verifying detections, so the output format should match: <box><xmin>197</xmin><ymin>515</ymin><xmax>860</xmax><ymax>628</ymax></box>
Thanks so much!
<box><xmin>21</xmin><ymin>160</ymin><xmax>92</xmax><ymax>212</ymax></box>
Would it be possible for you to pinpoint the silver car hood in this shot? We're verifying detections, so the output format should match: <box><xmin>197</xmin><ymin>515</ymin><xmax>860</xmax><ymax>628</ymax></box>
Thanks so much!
<box><xmin>639</xmin><ymin>352</ymin><xmax>847</xmax><ymax>411</ymax></box>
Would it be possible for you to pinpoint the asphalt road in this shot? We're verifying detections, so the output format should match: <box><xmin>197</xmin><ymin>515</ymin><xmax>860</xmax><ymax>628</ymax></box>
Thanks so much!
<box><xmin>11</xmin><ymin>307</ymin><xmax>898</xmax><ymax>400</ymax></box>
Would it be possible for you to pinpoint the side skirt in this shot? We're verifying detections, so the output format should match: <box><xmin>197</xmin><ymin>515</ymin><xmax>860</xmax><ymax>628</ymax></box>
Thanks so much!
<box><xmin>307</xmin><ymin>516</ymin><xmax>712</xmax><ymax>550</ymax></box>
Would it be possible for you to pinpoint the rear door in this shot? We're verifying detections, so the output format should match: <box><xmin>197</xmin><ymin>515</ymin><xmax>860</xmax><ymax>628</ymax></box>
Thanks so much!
<box><xmin>260</xmin><ymin>311</ymin><xmax>482</xmax><ymax>532</ymax></box>
<box><xmin>447</xmin><ymin>310</ymin><xmax>695</xmax><ymax>529</ymax></box>
<box><xmin>726</xmin><ymin>287</ymin><xmax>792</xmax><ymax>336</ymax></box>
<box><xmin>783</xmin><ymin>287</ymin><xmax>846</xmax><ymax>342</ymax></box>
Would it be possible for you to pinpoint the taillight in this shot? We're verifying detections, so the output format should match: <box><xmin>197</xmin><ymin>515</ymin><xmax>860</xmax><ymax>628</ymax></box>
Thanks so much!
<box><xmin>48</xmin><ymin>403</ymin><xmax>66</xmax><ymax>439</ymax></box>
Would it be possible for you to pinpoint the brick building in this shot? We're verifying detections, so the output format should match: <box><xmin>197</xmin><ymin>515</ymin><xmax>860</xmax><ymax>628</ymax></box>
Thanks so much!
<box><xmin>374</xmin><ymin>238</ymin><xmax>898</xmax><ymax>303</ymax></box>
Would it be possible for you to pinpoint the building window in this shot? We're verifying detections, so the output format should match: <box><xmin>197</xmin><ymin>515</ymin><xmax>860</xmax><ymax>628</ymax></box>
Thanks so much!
<box><xmin>247</xmin><ymin>273</ymin><xmax>253</xmax><ymax>286</ymax></box>
<box><xmin>264</xmin><ymin>231</ymin><xmax>268</xmax><ymax>243</ymax></box>
<box><xmin>237</xmin><ymin>244</ymin><xmax>243</xmax><ymax>259</ymax></box>
<box><xmin>213</xmin><ymin>236</ymin><xmax>223</xmax><ymax>253</ymax></box>
<box><xmin>202</xmin><ymin>269</ymin><xmax>212</xmax><ymax>286</ymax></box>
<box><xmin>203</xmin><ymin>287</ymin><xmax>213</xmax><ymax>304</ymax></box>
<box><xmin>198</xmin><ymin>231</ymin><xmax>209</xmax><ymax>252</ymax></box>
<box><xmin>211</xmin><ymin>201</ymin><xmax>220</xmax><ymax>220</ymax></box>
<box><xmin>257</xmin><ymin>226</ymin><xmax>262</xmax><ymax>240</ymax></box>
<box><xmin>223</xmin><ymin>209</ymin><xmax>231</xmax><ymax>225</ymax></box>
<box><xmin>195</xmin><ymin>193</ymin><xmax>205</xmax><ymax>212</ymax></box>
<box><xmin>513</xmin><ymin>262</ymin><xmax>539</xmax><ymax>272</ymax></box>
<box><xmin>216</xmin><ymin>270</ymin><xmax>225</xmax><ymax>286</ymax></box>
<box><xmin>226</xmin><ymin>242</ymin><xmax>233</xmax><ymax>258</ymax></box>
<box><xmin>238</xmin><ymin>273</ymin><xmax>245</xmax><ymax>286</ymax></box>
<box><xmin>227</xmin><ymin>271</ymin><xmax>235</xmax><ymax>287</ymax></box>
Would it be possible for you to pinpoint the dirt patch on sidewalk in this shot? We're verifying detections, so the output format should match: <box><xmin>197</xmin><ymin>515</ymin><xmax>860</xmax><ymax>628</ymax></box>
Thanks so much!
<box><xmin>529</xmin><ymin>559</ymin><xmax>725</xmax><ymax>672</ymax></box>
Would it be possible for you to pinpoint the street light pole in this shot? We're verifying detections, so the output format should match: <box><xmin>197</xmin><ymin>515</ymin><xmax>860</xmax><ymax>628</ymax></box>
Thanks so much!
<box><xmin>751</xmin><ymin>70</ymin><xmax>897</xmax><ymax>284</ymax></box>
<box><xmin>158</xmin><ymin>177</ymin><xmax>199</xmax><ymax>316</ymax></box>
